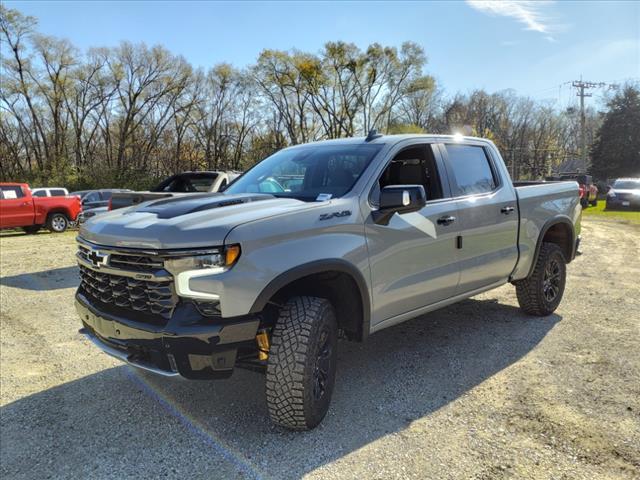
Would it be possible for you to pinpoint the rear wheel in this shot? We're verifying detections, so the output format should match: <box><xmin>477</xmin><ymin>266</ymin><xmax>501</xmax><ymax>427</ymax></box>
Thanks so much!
<box><xmin>22</xmin><ymin>225</ymin><xmax>41</xmax><ymax>235</ymax></box>
<box><xmin>265</xmin><ymin>296</ymin><xmax>338</xmax><ymax>430</ymax></box>
<box><xmin>47</xmin><ymin>213</ymin><xmax>69</xmax><ymax>233</ymax></box>
<box><xmin>515</xmin><ymin>242</ymin><xmax>567</xmax><ymax>316</ymax></box>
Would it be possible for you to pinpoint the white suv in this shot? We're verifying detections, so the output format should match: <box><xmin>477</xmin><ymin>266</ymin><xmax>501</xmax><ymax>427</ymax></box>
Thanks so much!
<box><xmin>31</xmin><ymin>187</ymin><xmax>69</xmax><ymax>197</ymax></box>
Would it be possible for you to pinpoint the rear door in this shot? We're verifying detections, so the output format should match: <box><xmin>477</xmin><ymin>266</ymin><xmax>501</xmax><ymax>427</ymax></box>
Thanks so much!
<box><xmin>439</xmin><ymin>142</ymin><xmax>519</xmax><ymax>294</ymax></box>
<box><xmin>365</xmin><ymin>141</ymin><xmax>461</xmax><ymax>326</ymax></box>
<box><xmin>0</xmin><ymin>185</ymin><xmax>34</xmax><ymax>227</ymax></box>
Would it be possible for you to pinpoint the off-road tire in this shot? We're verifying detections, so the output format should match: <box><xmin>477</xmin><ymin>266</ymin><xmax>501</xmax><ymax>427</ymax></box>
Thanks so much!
<box><xmin>266</xmin><ymin>296</ymin><xmax>338</xmax><ymax>430</ymax></box>
<box><xmin>22</xmin><ymin>225</ymin><xmax>41</xmax><ymax>234</ymax></box>
<box><xmin>47</xmin><ymin>213</ymin><xmax>69</xmax><ymax>233</ymax></box>
<box><xmin>515</xmin><ymin>242</ymin><xmax>567</xmax><ymax>316</ymax></box>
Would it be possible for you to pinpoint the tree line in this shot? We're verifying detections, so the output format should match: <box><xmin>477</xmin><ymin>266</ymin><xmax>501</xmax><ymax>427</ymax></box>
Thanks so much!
<box><xmin>0</xmin><ymin>6</ymin><xmax>620</xmax><ymax>190</ymax></box>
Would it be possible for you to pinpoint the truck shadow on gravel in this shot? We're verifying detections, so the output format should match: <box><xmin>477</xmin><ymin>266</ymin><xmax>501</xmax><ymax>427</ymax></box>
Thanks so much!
<box><xmin>0</xmin><ymin>266</ymin><xmax>79</xmax><ymax>291</ymax></box>
<box><xmin>1</xmin><ymin>298</ymin><xmax>560</xmax><ymax>479</ymax></box>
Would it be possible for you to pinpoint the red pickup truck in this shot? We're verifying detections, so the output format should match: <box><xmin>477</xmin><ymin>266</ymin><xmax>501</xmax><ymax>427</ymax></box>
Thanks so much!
<box><xmin>0</xmin><ymin>183</ymin><xmax>81</xmax><ymax>234</ymax></box>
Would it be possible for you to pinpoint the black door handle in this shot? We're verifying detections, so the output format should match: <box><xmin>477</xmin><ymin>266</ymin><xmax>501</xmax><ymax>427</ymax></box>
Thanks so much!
<box><xmin>437</xmin><ymin>215</ymin><xmax>456</xmax><ymax>225</ymax></box>
<box><xmin>501</xmin><ymin>206</ymin><xmax>515</xmax><ymax>214</ymax></box>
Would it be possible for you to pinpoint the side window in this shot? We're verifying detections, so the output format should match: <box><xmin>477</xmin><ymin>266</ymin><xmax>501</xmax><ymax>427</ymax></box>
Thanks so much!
<box><xmin>376</xmin><ymin>144</ymin><xmax>444</xmax><ymax>202</ymax></box>
<box><xmin>0</xmin><ymin>186</ymin><xmax>24</xmax><ymax>199</ymax></box>
<box><xmin>32</xmin><ymin>190</ymin><xmax>47</xmax><ymax>197</ymax></box>
<box><xmin>101</xmin><ymin>191</ymin><xmax>113</xmax><ymax>200</ymax></box>
<box><xmin>219</xmin><ymin>178</ymin><xmax>228</xmax><ymax>190</ymax></box>
<box><xmin>445</xmin><ymin>145</ymin><xmax>497</xmax><ymax>196</ymax></box>
<box><xmin>85</xmin><ymin>192</ymin><xmax>100</xmax><ymax>203</ymax></box>
<box><xmin>50</xmin><ymin>189</ymin><xmax>66</xmax><ymax>196</ymax></box>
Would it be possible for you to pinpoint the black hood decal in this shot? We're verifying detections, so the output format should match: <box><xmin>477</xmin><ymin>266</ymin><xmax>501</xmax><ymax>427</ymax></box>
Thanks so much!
<box><xmin>137</xmin><ymin>193</ymin><xmax>274</xmax><ymax>219</ymax></box>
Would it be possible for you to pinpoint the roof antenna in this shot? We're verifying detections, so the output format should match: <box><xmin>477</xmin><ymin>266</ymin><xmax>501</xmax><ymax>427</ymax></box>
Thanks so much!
<box><xmin>365</xmin><ymin>128</ymin><xmax>382</xmax><ymax>142</ymax></box>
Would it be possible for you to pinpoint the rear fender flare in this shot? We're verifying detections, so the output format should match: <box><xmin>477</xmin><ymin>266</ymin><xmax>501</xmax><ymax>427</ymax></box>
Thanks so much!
<box><xmin>527</xmin><ymin>216</ymin><xmax>575</xmax><ymax>278</ymax></box>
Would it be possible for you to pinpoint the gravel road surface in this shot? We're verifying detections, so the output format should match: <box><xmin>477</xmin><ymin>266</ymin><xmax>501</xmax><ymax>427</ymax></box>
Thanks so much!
<box><xmin>1</xmin><ymin>217</ymin><xmax>638</xmax><ymax>479</ymax></box>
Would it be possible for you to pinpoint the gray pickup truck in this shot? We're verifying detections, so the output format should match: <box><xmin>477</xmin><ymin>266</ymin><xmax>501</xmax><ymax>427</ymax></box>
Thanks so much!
<box><xmin>75</xmin><ymin>133</ymin><xmax>581</xmax><ymax>430</ymax></box>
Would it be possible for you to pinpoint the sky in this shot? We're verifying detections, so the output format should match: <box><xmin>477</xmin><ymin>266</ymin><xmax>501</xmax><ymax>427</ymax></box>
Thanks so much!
<box><xmin>4</xmin><ymin>0</ymin><xmax>640</xmax><ymax>108</ymax></box>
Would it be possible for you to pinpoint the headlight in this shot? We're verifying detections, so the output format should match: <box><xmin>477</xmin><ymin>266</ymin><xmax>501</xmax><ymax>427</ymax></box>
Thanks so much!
<box><xmin>164</xmin><ymin>244</ymin><xmax>241</xmax><ymax>275</ymax></box>
<box><xmin>166</xmin><ymin>245</ymin><xmax>241</xmax><ymax>301</ymax></box>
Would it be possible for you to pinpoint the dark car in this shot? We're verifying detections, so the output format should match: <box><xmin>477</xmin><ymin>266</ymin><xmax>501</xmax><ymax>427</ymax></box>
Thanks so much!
<box><xmin>606</xmin><ymin>178</ymin><xmax>640</xmax><ymax>211</ymax></box>
<box><xmin>70</xmin><ymin>189</ymin><xmax>132</xmax><ymax>210</ymax></box>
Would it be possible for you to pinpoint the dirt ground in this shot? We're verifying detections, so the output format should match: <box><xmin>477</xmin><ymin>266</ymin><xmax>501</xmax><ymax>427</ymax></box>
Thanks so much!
<box><xmin>1</xmin><ymin>218</ymin><xmax>639</xmax><ymax>480</ymax></box>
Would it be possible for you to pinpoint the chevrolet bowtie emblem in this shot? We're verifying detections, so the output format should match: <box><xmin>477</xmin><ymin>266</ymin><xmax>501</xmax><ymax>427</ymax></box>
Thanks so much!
<box><xmin>88</xmin><ymin>250</ymin><xmax>109</xmax><ymax>268</ymax></box>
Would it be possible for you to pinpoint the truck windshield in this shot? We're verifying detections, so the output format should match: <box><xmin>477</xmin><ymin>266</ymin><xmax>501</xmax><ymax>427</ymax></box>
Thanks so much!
<box><xmin>225</xmin><ymin>144</ymin><xmax>383</xmax><ymax>201</ymax></box>
<box><xmin>153</xmin><ymin>173</ymin><xmax>219</xmax><ymax>192</ymax></box>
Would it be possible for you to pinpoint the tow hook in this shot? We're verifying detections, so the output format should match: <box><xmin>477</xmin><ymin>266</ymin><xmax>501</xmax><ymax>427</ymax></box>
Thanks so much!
<box><xmin>256</xmin><ymin>328</ymin><xmax>270</xmax><ymax>361</ymax></box>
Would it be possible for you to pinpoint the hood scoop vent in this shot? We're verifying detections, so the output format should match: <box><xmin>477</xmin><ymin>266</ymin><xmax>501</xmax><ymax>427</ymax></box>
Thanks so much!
<box><xmin>137</xmin><ymin>193</ymin><xmax>274</xmax><ymax>219</ymax></box>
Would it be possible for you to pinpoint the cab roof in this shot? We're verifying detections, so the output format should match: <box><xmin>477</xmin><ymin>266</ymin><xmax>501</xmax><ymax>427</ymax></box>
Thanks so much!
<box><xmin>285</xmin><ymin>133</ymin><xmax>491</xmax><ymax>149</ymax></box>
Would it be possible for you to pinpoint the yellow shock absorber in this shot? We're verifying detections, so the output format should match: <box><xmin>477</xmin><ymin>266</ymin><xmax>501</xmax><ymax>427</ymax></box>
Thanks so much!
<box><xmin>256</xmin><ymin>329</ymin><xmax>270</xmax><ymax>361</ymax></box>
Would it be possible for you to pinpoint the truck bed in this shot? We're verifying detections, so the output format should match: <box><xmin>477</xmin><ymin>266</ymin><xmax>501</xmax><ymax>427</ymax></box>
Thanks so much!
<box><xmin>511</xmin><ymin>180</ymin><xmax>582</xmax><ymax>280</ymax></box>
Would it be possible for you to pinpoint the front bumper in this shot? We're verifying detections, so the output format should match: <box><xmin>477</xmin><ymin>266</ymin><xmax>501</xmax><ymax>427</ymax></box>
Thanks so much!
<box><xmin>76</xmin><ymin>293</ymin><xmax>260</xmax><ymax>379</ymax></box>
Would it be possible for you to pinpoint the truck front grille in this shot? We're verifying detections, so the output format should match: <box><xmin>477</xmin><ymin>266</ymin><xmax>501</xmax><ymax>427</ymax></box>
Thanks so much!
<box><xmin>78</xmin><ymin>245</ymin><xmax>164</xmax><ymax>272</ymax></box>
<box><xmin>78</xmin><ymin>264</ymin><xmax>175</xmax><ymax>324</ymax></box>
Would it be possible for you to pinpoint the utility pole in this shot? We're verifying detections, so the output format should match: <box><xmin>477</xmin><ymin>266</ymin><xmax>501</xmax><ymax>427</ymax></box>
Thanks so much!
<box><xmin>571</xmin><ymin>79</ymin><xmax>606</xmax><ymax>168</ymax></box>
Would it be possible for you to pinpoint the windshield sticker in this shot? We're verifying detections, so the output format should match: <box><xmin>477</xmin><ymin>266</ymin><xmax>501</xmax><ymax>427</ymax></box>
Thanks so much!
<box><xmin>3</xmin><ymin>190</ymin><xmax>17</xmax><ymax>199</ymax></box>
<box><xmin>316</xmin><ymin>193</ymin><xmax>332</xmax><ymax>202</ymax></box>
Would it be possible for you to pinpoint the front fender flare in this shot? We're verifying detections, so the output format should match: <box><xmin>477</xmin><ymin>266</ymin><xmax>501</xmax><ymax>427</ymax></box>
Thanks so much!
<box><xmin>249</xmin><ymin>259</ymin><xmax>371</xmax><ymax>340</ymax></box>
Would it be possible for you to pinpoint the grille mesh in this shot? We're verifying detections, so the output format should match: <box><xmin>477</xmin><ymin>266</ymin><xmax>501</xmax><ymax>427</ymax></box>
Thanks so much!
<box><xmin>79</xmin><ymin>265</ymin><xmax>174</xmax><ymax>321</ymax></box>
<box><xmin>109</xmin><ymin>253</ymin><xmax>164</xmax><ymax>272</ymax></box>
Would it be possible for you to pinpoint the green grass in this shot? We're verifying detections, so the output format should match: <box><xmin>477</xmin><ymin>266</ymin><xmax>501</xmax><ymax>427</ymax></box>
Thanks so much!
<box><xmin>582</xmin><ymin>200</ymin><xmax>640</xmax><ymax>225</ymax></box>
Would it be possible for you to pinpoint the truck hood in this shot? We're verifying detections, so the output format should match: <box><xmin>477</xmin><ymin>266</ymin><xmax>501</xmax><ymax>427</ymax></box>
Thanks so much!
<box><xmin>79</xmin><ymin>193</ymin><xmax>318</xmax><ymax>250</ymax></box>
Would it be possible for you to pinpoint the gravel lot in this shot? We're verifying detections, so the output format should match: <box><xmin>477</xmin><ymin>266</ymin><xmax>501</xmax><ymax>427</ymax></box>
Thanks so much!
<box><xmin>1</xmin><ymin>217</ymin><xmax>639</xmax><ymax>479</ymax></box>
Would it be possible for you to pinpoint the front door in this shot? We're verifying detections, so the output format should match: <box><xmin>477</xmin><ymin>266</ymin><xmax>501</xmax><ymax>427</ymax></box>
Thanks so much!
<box><xmin>365</xmin><ymin>142</ymin><xmax>461</xmax><ymax>326</ymax></box>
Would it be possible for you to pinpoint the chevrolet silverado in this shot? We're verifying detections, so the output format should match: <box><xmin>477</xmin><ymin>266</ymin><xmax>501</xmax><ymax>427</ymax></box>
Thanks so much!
<box><xmin>75</xmin><ymin>133</ymin><xmax>581</xmax><ymax>430</ymax></box>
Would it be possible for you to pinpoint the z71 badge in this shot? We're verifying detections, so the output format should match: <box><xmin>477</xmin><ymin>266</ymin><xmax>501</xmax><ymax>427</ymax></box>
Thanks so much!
<box><xmin>319</xmin><ymin>210</ymin><xmax>352</xmax><ymax>221</ymax></box>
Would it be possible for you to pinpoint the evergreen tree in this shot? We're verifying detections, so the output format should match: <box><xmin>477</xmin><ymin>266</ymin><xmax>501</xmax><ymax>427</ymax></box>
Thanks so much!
<box><xmin>590</xmin><ymin>85</ymin><xmax>640</xmax><ymax>180</ymax></box>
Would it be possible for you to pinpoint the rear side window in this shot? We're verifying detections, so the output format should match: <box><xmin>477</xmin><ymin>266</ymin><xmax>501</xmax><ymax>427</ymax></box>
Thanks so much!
<box><xmin>0</xmin><ymin>186</ymin><xmax>24</xmax><ymax>199</ymax></box>
<box><xmin>84</xmin><ymin>192</ymin><xmax>101</xmax><ymax>202</ymax></box>
<box><xmin>101</xmin><ymin>191</ymin><xmax>113</xmax><ymax>200</ymax></box>
<box><xmin>50</xmin><ymin>189</ymin><xmax>66</xmax><ymax>196</ymax></box>
<box><xmin>445</xmin><ymin>145</ymin><xmax>497</xmax><ymax>196</ymax></box>
<box><xmin>32</xmin><ymin>190</ymin><xmax>47</xmax><ymax>197</ymax></box>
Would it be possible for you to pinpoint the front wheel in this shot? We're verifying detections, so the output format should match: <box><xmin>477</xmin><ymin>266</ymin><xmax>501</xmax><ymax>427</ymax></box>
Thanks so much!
<box><xmin>515</xmin><ymin>242</ymin><xmax>567</xmax><ymax>316</ymax></box>
<box><xmin>47</xmin><ymin>213</ymin><xmax>69</xmax><ymax>233</ymax></box>
<box><xmin>265</xmin><ymin>296</ymin><xmax>338</xmax><ymax>430</ymax></box>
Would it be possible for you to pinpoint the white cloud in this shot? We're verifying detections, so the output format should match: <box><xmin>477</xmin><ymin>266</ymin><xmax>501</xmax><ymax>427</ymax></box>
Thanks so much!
<box><xmin>466</xmin><ymin>1</ymin><xmax>558</xmax><ymax>38</ymax></box>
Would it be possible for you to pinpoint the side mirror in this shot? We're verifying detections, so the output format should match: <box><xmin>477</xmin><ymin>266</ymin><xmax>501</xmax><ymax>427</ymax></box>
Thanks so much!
<box><xmin>373</xmin><ymin>185</ymin><xmax>426</xmax><ymax>225</ymax></box>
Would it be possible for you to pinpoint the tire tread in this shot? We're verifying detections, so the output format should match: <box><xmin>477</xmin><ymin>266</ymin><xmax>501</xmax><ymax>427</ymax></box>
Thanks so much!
<box><xmin>515</xmin><ymin>242</ymin><xmax>565</xmax><ymax>316</ymax></box>
<box><xmin>265</xmin><ymin>296</ymin><xmax>335</xmax><ymax>430</ymax></box>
